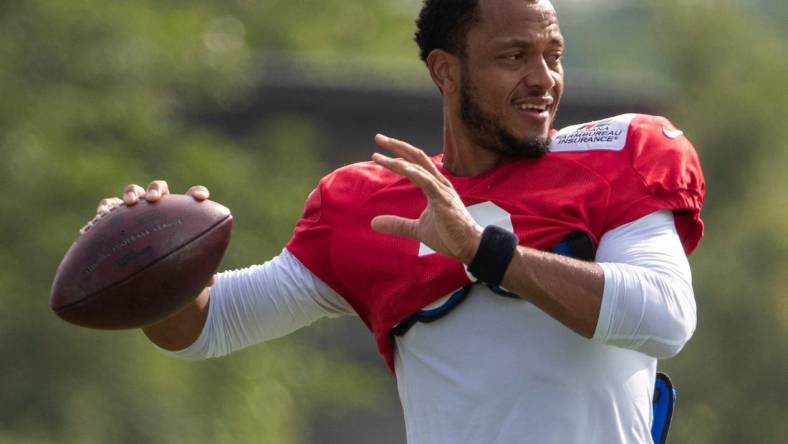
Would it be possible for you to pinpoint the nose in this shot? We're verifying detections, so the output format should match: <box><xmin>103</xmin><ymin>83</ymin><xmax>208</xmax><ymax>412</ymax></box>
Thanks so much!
<box><xmin>525</xmin><ymin>57</ymin><xmax>557</xmax><ymax>92</ymax></box>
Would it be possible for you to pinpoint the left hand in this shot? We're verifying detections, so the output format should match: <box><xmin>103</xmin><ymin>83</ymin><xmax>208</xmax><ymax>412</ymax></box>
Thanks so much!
<box><xmin>370</xmin><ymin>134</ymin><xmax>483</xmax><ymax>264</ymax></box>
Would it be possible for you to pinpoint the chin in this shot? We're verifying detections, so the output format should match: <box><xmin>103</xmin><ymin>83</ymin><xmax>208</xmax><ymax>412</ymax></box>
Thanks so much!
<box><xmin>494</xmin><ymin>132</ymin><xmax>550</xmax><ymax>158</ymax></box>
<box><xmin>515</xmin><ymin>126</ymin><xmax>550</xmax><ymax>141</ymax></box>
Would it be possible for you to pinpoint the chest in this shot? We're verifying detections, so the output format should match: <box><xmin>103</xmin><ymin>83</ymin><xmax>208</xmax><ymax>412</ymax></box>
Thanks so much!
<box><xmin>332</xmin><ymin>162</ymin><xmax>609</xmax><ymax>280</ymax></box>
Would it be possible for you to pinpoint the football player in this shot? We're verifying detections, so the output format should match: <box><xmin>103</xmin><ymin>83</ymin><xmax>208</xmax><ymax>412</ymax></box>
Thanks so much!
<box><xmin>105</xmin><ymin>1</ymin><xmax>704</xmax><ymax>442</ymax></box>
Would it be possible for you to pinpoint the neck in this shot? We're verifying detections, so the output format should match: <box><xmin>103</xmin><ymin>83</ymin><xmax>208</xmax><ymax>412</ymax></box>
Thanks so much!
<box><xmin>441</xmin><ymin>110</ymin><xmax>510</xmax><ymax>177</ymax></box>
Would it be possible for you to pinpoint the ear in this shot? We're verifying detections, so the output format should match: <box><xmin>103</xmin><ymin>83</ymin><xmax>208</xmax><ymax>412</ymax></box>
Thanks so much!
<box><xmin>426</xmin><ymin>49</ymin><xmax>460</xmax><ymax>95</ymax></box>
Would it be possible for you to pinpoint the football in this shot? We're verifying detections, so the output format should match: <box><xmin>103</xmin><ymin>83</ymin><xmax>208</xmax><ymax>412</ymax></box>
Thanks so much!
<box><xmin>50</xmin><ymin>194</ymin><xmax>233</xmax><ymax>329</ymax></box>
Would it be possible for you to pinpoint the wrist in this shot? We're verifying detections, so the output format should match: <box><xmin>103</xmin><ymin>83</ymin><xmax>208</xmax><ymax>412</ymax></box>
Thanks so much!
<box><xmin>458</xmin><ymin>223</ymin><xmax>484</xmax><ymax>264</ymax></box>
<box><xmin>466</xmin><ymin>225</ymin><xmax>519</xmax><ymax>287</ymax></box>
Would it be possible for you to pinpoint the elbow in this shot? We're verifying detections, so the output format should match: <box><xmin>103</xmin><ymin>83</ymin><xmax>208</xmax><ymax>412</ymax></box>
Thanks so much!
<box><xmin>598</xmin><ymin>309</ymin><xmax>696</xmax><ymax>360</ymax></box>
<box><xmin>594</xmin><ymin>269</ymin><xmax>698</xmax><ymax>359</ymax></box>
<box><xmin>642</xmin><ymin>290</ymin><xmax>697</xmax><ymax>359</ymax></box>
<box><xmin>647</xmin><ymin>314</ymin><xmax>695</xmax><ymax>359</ymax></box>
<box><xmin>653</xmin><ymin>344</ymin><xmax>686</xmax><ymax>360</ymax></box>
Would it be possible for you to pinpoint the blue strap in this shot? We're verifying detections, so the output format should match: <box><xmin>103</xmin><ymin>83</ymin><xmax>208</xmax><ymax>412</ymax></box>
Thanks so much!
<box><xmin>652</xmin><ymin>372</ymin><xmax>677</xmax><ymax>444</ymax></box>
<box><xmin>391</xmin><ymin>286</ymin><xmax>471</xmax><ymax>336</ymax></box>
<box><xmin>551</xmin><ymin>230</ymin><xmax>595</xmax><ymax>261</ymax></box>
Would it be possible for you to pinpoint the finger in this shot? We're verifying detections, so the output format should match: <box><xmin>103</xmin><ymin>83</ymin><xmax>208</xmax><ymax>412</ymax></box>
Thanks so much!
<box><xmin>371</xmin><ymin>215</ymin><xmax>419</xmax><ymax>239</ymax></box>
<box><xmin>145</xmin><ymin>180</ymin><xmax>170</xmax><ymax>202</ymax></box>
<box><xmin>123</xmin><ymin>184</ymin><xmax>146</xmax><ymax>205</ymax></box>
<box><xmin>375</xmin><ymin>133</ymin><xmax>445</xmax><ymax>182</ymax></box>
<box><xmin>372</xmin><ymin>153</ymin><xmax>444</xmax><ymax>200</ymax></box>
<box><xmin>207</xmin><ymin>274</ymin><xmax>216</xmax><ymax>287</ymax></box>
<box><xmin>372</xmin><ymin>152</ymin><xmax>443</xmax><ymax>197</ymax></box>
<box><xmin>96</xmin><ymin>197</ymin><xmax>123</xmax><ymax>215</ymax></box>
<box><xmin>186</xmin><ymin>185</ymin><xmax>210</xmax><ymax>201</ymax></box>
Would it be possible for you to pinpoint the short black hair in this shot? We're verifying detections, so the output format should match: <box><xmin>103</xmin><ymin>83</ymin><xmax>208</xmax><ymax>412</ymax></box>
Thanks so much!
<box><xmin>414</xmin><ymin>0</ymin><xmax>481</xmax><ymax>64</ymax></box>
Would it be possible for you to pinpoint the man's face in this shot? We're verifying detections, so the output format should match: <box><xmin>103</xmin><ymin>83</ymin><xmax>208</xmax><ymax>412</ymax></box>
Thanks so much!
<box><xmin>457</xmin><ymin>0</ymin><xmax>564</xmax><ymax>157</ymax></box>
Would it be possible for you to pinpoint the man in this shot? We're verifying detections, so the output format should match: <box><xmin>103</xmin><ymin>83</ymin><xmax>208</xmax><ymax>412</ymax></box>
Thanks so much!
<box><xmin>97</xmin><ymin>0</ymin><xmax>704</xmax><ymax>442</ymax></box>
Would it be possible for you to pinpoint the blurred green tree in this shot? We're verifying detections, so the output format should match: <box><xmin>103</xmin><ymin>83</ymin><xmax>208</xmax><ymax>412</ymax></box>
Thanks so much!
<box><xmin>649</xmin><ymin>1</ymin><xmax>788</xmax><ymax>443</ymax></box>
<box><xmin>0</xmin><ymin>1</ymin><xmax>417</xmax><ymax>442</ymax></box>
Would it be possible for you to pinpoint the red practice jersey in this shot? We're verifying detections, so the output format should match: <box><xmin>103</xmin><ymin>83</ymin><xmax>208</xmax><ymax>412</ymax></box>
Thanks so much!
<box><xmin>286</xmin><ymin>114</ymin><xmax>705</xmax><ymax>371</ymax></box>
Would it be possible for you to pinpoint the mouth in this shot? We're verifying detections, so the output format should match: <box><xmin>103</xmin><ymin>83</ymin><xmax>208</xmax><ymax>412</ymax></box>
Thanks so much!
<box><xmin>512</xmin><ymin>97</ymin><xmax>554</xmax><ymax>121</ymax></box>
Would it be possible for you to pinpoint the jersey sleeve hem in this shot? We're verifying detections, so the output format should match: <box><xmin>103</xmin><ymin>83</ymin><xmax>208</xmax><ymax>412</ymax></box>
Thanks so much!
<box><xmin>605</xmin><ymin>190</ymin><xmax>703</xmax><ymax>255</ymax></box>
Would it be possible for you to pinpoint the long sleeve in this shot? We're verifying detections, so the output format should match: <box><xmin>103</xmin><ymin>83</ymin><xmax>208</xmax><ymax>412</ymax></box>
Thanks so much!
<box><xmin>593</xmin><ymin>210</ymin><xmax>696</xmax><ymax>359</ymax></box>
<box><xmin>159</xmin><ymin>249</ymin><xmax>353</xmax><ymax>360</ymax></box>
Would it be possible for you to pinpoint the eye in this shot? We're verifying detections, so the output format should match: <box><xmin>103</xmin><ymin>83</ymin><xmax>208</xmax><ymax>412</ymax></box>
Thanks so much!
<box><xmin>504</xmin><ymin>52</ymin><xmax>525</xmax><ymax>61</ymax></box>
<box><xmin>545</xmin><ymin>52</ymin><xmax>563</xmax><ymax>65</ymax></box>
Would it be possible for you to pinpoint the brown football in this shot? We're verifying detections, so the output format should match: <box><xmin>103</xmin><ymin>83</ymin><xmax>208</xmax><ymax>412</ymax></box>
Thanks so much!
<box><xmin>50</xmin><ymin>194</ymin><xmax>233</xmax><ymax>329</ymax></box>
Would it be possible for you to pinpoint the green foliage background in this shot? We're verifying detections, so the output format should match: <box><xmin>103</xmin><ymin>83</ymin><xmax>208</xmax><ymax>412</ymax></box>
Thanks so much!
<box><xmin>0</xmin><ymin>0</ymin><xmax>785</xmax><ymax>443</ymax></box>
<box><xmin>0</xmin><ymin>1</ymin><xmax>399</xmax><ymax>443</ymax></box>
<box><xmin>652</xmin><ymin>2</ymin><xmax>788</xmax><ymax>443</ymax></box>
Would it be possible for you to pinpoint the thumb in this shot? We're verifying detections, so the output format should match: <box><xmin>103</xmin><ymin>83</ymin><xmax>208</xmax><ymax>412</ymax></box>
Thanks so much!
<box><xmin>371</xmin><ymin>215</ymin><xmax>419</xmax><ymax>239</ymax></box>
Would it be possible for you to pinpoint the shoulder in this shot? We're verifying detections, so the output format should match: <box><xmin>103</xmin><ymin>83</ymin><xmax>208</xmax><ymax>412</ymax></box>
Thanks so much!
<box><xmin>550</xmin><ymin>114</ymin><xmax>705</xmax><ymax>253</ymax></box>
<box><xmin>321</xmin><ymin>160</ymin><xmax>401</xmax><ymax>193</ymax></box>
<box><xmin>550</xmin><ymin>113</ymin><xmax>703</xmax><ymax>189</ymax></box>
<box><xmin>308</xmin><ymin>160</ymin><xmax>407</xmax><ymax>213</ymax></box>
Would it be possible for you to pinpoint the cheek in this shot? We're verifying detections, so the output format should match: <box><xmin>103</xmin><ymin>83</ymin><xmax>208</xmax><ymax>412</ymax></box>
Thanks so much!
<box><xmin>552</xmin><ymin>70</ymin><xmax>564</xmax><ymax>97</ymax></box>
<box><xmin>474</xmin><ymin>66</ymin><xmax>519</xmax><ymax>97</ymax></box>
<box><xmin>472</xmin><ymin>79</ymin><xmax>512</xmax><ymax>112</ymax></box>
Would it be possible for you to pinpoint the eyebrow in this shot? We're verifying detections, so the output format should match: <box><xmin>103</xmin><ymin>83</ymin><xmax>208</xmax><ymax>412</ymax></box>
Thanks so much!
<box><xmin>495</xmin><ymin>37</ymin><xmax>565</xmax><ymax>49</ymax></box>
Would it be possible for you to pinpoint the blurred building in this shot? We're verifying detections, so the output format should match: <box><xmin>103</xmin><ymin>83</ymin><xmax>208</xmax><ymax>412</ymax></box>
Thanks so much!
<box><xmin>197</xmin><ymin>53</ymin><xmax>662</xmax><ymax>167</ymax></box>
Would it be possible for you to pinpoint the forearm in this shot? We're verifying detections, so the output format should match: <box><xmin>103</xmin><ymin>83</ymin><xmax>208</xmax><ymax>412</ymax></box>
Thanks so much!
<box><xmin>152</xmin><ymin>250</ymin><xmax>353</xmax><ymax>360</ymax></box>
<box><xmin>494</xmin><ymin>211</ymin><xmax>696</xmax><ymax>358</ymax></box>
<box><xmin>500</xmin><ymin>247</ymin><xmax>603</xmax><ymax>338</ymax></box>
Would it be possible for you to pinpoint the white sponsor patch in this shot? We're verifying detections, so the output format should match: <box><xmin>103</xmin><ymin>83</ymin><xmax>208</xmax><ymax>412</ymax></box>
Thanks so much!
<box><xmin>550</xmin><ymin>113</ymin><xmax>635</xmax><ymax>152</ymax></box>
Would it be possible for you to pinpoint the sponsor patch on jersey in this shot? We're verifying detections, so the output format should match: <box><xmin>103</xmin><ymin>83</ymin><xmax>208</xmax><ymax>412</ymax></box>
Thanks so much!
<box><xmin>550</xmin><ymin>113</ymin><xmax>635</xmax><ymax>152</ymax></box>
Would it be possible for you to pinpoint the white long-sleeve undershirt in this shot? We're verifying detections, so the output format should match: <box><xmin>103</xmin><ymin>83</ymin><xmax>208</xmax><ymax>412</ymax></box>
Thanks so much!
<box><xmin>161</xmin><ymin>210</ymin><xmax>695</xmax><ymax>361</ymax></box>
<box><xmin>157</xmin><ymin>248</ymin><xmax>352</xmax><ymax>360</ymax></box>
<box><xmin>594</xmin><ymin>210</ymin><xmax>696</xmax><ymax>358</ymax></box>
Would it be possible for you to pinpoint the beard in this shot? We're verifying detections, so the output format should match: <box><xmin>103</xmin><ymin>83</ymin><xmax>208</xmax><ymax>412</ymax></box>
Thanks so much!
<box><xmin>459</xmin><ymin>67</ymin><xmax>551</xmax><ymax>158</ymax></box>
